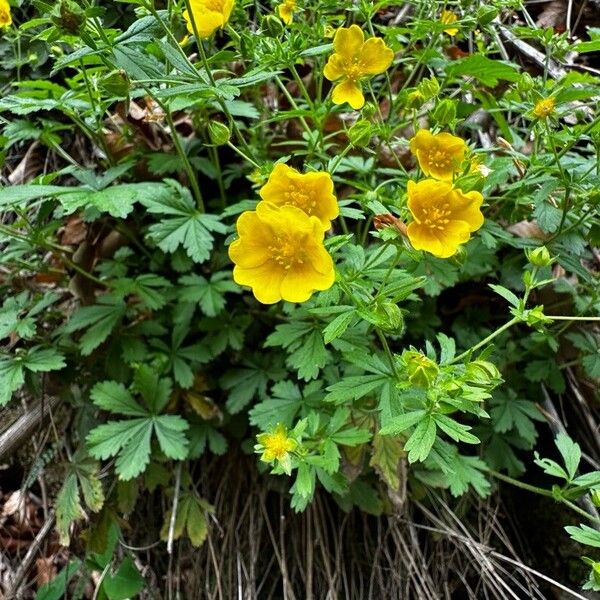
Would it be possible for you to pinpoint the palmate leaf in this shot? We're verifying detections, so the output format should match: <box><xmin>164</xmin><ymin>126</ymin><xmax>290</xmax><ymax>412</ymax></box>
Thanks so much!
<box><xmin>153</xmin><ymin>415</ymin><xmax>189</xmax><ymax>460</ymax></box>
<box><xmin>140</xmin><ymin>180</ymin><xmax>226</xmax><ymax>264</ymax></box>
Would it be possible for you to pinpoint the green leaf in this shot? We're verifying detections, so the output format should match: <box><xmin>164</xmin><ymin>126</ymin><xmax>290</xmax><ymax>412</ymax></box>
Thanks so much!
<box><xmin>65</xmin><ymin>297</ymin><xmax>127</xmax><ymax>356</ymax></box>
<box><xmin>140</xmin><ymin>181</ymin><xmax>226</xmax><ymax>264</ymax></box>
<box><xmin>35</xmin><ymin>560</ymin><xmax>82</xmax><ymax>600</ymax></box>
<box><xmin>446</xmin><ymin>55</ymin><xmax>520</xmax><ymax>86</ymax></box>
<box><xmin>370</xmin><ymin>434</ymin><xmax>404</xmax><ymax>490</ymax></box>
<box><xmin>90</xmin><ymin>381</ymin><xmax>147</xmax><ymax>417</ymax></box>
<box><xmin>533</xmin><ymin>201</ymin><xmax>563</xmax><ymax>233</ymax></box>
<box><xmin>433</xmin><ymin>414</ymin><xmax>479</xmax><ymax>444</ymax></box>
<box><xmin>153</xmin><ymin>415</ymin><xmax>189</xmax><ymax>459</ymax></box>
<box><xmin>446</xmin><ymin>454</ymin><xmax>491</xmax><ymax>497</ymax></box>
<box><xmin>404</xmin><ymin>416</ymin><xmax>437</xmax><ymax>463</ymax></box>
<box><xmin>249</xmin><ymin>381</ymin><xmax>302</xmax><ymax>429</ymax></box>
<box><xmin>330</xmin><ymin>427</ymin><xmax>371</xmax><ymax>446</ymax></box>
<box><xmin>322</xmin><ymin>308</ymin><xmax>356</xmax><ymax>344</ymax></box>
<box><xmin>0</xmin><ymin>359</ymin><xmax>24</xmax><ymax>406</ymax></box>
<box><xmin>379</xmin><ymin>410</ymin><xmax>427</xmax><ymax>435</ymax></box>
<box><xmin>58</xmin><ymin>183</ymin><xmax>170</xmax><ymax>219</ymax></box>
<box><xmin>179</xmin><ymin>273</ymin><xmax>238</xmax><ymax>316</ymax></box>
<box><xmin>325</xmin><ymin>374</ymin><xmax>389</xmax><ymax>404</ymax></box>
<box><xmin>87</xmin><ymin>418</ymin><xmax>150</xmax><ymax>461</ymax></box>
<box><xmin>22</xmin><ymin>347</ymin><xmax>66</xmax><ymax>372</ymax></box>
<box><xmin>186</xmin><ymin>498</ymin><xmax>209</xmax><ymax>547</ymax></box>
<box><xmin>101</xmin><ymin>557</ymin><xmax>145</xmax><ymax>600</ymax></box>
<box><xmin>55</xmin><ymin>473</ymin><xmax>82</xmax><ymax>546</ymax></box>
<box><xmin>555</xmin><ymin>433</ymin><xmax>581</xmax><ymax>481</ymax></box>
<box><xmin>287</xmin><ymin>330</ymin><xmax>328</xmax><ymax>381</ymax></box>
<box><xmin>489</xmin><ymin>284</ymin><xmax>519</xmax><ymax>307</ymax></box>
<box><xmin>114</xmin><ymin>422</ymin><xmax>153</xmax><ymax>480</ymax></box>
<box><xmin>565</xmin><ymin>524</ymin><xmax>600</xmax><ymax>548</ymax></box>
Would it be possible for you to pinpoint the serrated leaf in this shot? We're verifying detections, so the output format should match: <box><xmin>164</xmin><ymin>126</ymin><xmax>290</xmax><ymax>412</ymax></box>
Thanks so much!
<box><xmin>446</xmin><ymin>55</ymin><xmax>520</xmax><ymax>86</ymax></box>
<box><xmin>114</xmin><ymin>422</ymin><xmax>153</xmax><ymax>480</ymax></box>
<box><xmin>433</xmin><ymin>414</ymin><xmax>479</xmax><ymax>444</ymax></box>
<box><xmin>370</xmin><ymin>434</ymin><xmax>404</xmax><ymax>490</ymax></box>
<box><xmin>56</xmin><ymin>473</ymin><xmax>82</xmax><ymax>546</ymax></box>
<box><xmin>379</xmin><ymin>410</ymin><xmax>427</xmax><ymax>435</ymax></box>
<box><xmin>555</xmin><ymin>433</ymin><xmax>581</xmax><ymax>481</ymax></box>
<box><xmin>404</xmin><ymin>417</ymin><xmax>437</xmax><ymax>463</ymax></box>
<box><xmin>90</xmin><ymin>381</ymin><xmax>147</xmax><ymax>417</ymax></box>
<box><xmin>153</xmin><ymin>415</ymin><xmax>189</xmax><ymax>459</ymax></box>
<box><xmin>323</xmin><ymin>308</ymin><xmax>356</xmax><ymax>344</ymax></box>
<box><xmin>565</xmin><ymin>524</ymin><xmax>600</xmax><ymax>548</ymax></box>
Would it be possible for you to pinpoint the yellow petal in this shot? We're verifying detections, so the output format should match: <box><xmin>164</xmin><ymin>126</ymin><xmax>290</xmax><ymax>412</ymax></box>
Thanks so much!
<box><xmin>260</xmin><ymin>165</ymin><xmax>339</xmax><ymax>228</ymax></box>
<box><xmin>409</xmin><ymin>129</ymin><xmax>435</xmax><ymax>155</ymax></box>
<box><xmin>332</xmin><ymin>79</ymin><xmax>365</xmax><ymax>110</ymax></box>
<box><xmin>228</xmin><ymin>238</ymin><xmax>270</xmax><ymax>269</ymax></box>
<box><xmin>407</xmin><ymin>179</ymin><xmax>453</xmax><ymax>222</ymax></box>
<box><xmin>333</xmin><ymin>25</ymin><xmax>364</xmax><ymax>59</ymax></box>
<box><xmin>323</xmin><ymin>54</ymin><xmax>346</xmax><ymax>82</ymax></box>
<box><xmin>449</xmin><ymin>189</ymin><xmax>484</xmax><ymax>232</ymax></box>
<box><xmin>280</xmin><ymin>262</ymin><xmax>335</xmax><ymax>303</ymax></box>
<box><xmin>358</xmin><ymin>37</ymin><xmax>394</xmax><ymax>75</ymax></box>
<box><xmin>233</xmin><ymin>262</ymin><xmax>285</xmax><ymax>304</ymax></box>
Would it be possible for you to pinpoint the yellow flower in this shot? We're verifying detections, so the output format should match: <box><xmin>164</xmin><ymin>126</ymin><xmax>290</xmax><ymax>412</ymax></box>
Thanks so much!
<box><xmin>440</xmin><ymin>10</ymin><xmax>459</xmax><ymax>36</ymax></box>
<box><xmin>323</xmin><ymin>24</ymin><xmax>394</xmax><ymax>110</ymax></box>
<box><xmin>0</xmin><ymin>0</ymin><xmax>12</xmax><ymax>28</ymax></box>
<box><xmin>183</xmin><ymin>0</ymin><xmax>234</xmax><ymax>39</ymax></box>
<box><xmin>533</xmin><ymin>97</ymin><xmax>555</xmax><ymax>119</ymax></box>
<box><xmin>259</xmin><ymin>163</ymin><xmax>339</xmax><ymax>229</ymax></box>
<box><xmin>257</xmin><ymin>424</ymin><xmax>297</xmax><ymax>462</ymax></box>
<box><xmin>277</xmin><ymin>0</ymin><xmax>296</xmax><ymax>25</ymax></box>
<box><xmin>229</xmin><ymin>202</ymin><xmax>335</xmax><ymax>304</ymax></box>
<box><xmin>406</xmin><ymin>179</ymin><xmax>484</xmax><ymax>258</ymax></box>
<box><xmin>409</xmin><ymin>129</ymin><xmax>467</xmax><ymax>181</ymax></box>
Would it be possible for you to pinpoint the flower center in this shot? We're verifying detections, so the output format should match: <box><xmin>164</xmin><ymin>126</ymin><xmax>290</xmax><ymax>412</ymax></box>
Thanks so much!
<box><xmin>421</xmin><ymin>203</ymin><xmax>451</xmax><ymax>230</ymax></box>
<box><xmin>428</xmin><ymin>149</ymin><xmax>452</xmax><ymax>170</ymax></box>
<box><xmin>345</xmin><ymin>60</ymin><xmax>363</xmax><ymax>82</ymax></box>
<box><xmin>284</xmin><ymin>189</ymin><xmax>316</xmax><ymax>215</ymax></box>
<box><xmin>265</xmin><ymin>433</ymin><xmax>291</xmax><ymax>459</ymax></box>
<box><xmin>269</xmin><ymin>236</ymin><xmax>304</xmax><ymax>269</ymax></box>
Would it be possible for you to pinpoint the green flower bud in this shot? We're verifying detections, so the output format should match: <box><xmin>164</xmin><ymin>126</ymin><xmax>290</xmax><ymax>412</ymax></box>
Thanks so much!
<box><xmin>526</xmin><ymin>246</ymin><xmax>554</xmax><ymax>267</ymax></box>
<box><xmin>477</xmin><ymin>6</ymin><xmax>498</xmax><ymax>26</ymax></box>
<box><xmin>432</xmin><ymin>99</ymin><xmax>456</xmax><ymax>126</ymax></box>
<box><xmin>348</xmin><ymin>119</ymin><xmax>373</xmax><ymax>148</ymax></box>
<box><xmin>402</xmin><ymin>350</ymin><xmax>439</xmax><ymax>388</ymax></box>
<box><xmin>417</xmin><ymin>76</ymin><xmax>440</xmax><ymax>100</ymax></box>
<box><xmin>262</xmin><ymin>14</ymin><xmax>285</xmax><ymax>37</ymax></box>
<box><xmin>516</xmin><ymin>72</ymin><xmax>535</xmax><ymax>95</ymax></box>
<box><xmin>208</xmin><ymin>121</ymin><xmax>231</xmax><ymax>146</ymax></box>
<box><xmin>100</xmin><ymin>70</ymin><xmax>130</xmax><ymax>98</ymax></box>
<box><xmin>361</xmin><ymin>102</ymin><xmax>377</xmax><ymax>119</ymax></box>
<box><xmin>52</xmin><ymin>0</ymin><xmax>86</xmax><ymax>34</ymax></box>
<box><xmin>465</xmin><ymin>360</ymin><xmax>502</xmax><ymax>388</ymax></box>
<box><xmin>591</xmin><ymin>488</ymin><xmax>600</xmax><ymax>507</ymax></box>
<box><xmin>405</xmin><ymin>90</ymin><xmax>425</xmax><ymax>109</ymax></box>
<box><xmin>357</xmin><ymin>301</ymin><xmax>404</xmax><ymax>333</ymax></box>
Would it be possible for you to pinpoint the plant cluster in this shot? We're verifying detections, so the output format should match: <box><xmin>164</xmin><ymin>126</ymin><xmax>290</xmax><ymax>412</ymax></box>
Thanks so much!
<box><xmin>0</xmin><ymin>0</ymin><xmax>599</xmax><ymax>596</ymax></box>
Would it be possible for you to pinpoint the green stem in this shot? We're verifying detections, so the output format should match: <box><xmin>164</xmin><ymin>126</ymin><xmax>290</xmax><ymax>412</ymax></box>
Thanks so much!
<box><xmin>450</xmin><ymin>317</ymin><xmax>520</xmax><ymax>364</ymax></box>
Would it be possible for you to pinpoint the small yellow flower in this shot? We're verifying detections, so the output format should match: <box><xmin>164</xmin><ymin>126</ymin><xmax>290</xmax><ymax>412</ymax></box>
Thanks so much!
<box><xmin>229</xmin><ymin>202</ymin><xmax>335</xmax><ymax>304</ymax></box>
<box><xmin>277</xmin><ymin>0</ymin><xmax>296</xmax><ymax>25</ymax></box>
<box><xmin>406</xmin><ymin>179</ymin><xmax>484</xmax><ymax>258</ymax></box>
<box><xmin>533</xmin><ymin>97</ymin><xmax>555</xmax><ymax>119</ymax></box>
<box><xmin>323</xmin><ymin>24</ymin><xmax>394</xmax><ymax>110</ymax></box>
<box><xmin>257</xmin><ymin>424</ymin><xmax>297</xmax><ymax>462</ymax></box>
<box><xmin>409</xmin><ymin>129</ymin><xmax>467</xmax><ymax>181</ymax></box>
<box><xmin>259</xmin><ymin>163</ymin><xmax>339</xmax><ymax>229</ymax></box>
<box><xmin>440</xmin><ymin>10</ymin><xmax>459</xmax><ymax>36</ymax></box>
<box><xmin>184</xmin><ymin>0</ymin><xmax>234</xmax><ymax>39</ymax></box>
<box><xmin>0</xmin><ymin>0</ymin><xmax>12</xmax><ymax>28</ymax></box>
